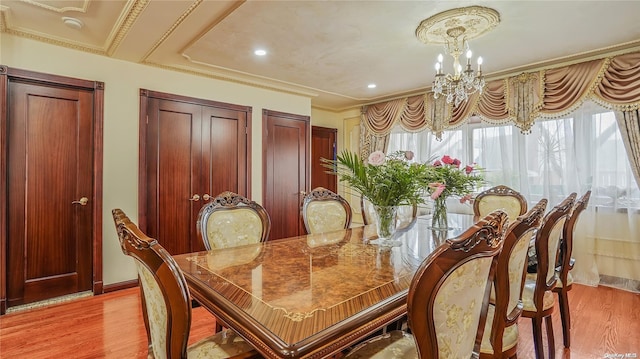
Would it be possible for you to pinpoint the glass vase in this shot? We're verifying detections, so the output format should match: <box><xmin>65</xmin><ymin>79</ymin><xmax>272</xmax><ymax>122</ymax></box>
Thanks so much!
<box><xmin>371</xmin><ymin>205</ymin><xmax>401</xmax><ymax>247</ymax></box>
<box><xmin>431</xmin><ymin>196</ymin><xmax>448</xmax><ymax>231</ymax></box>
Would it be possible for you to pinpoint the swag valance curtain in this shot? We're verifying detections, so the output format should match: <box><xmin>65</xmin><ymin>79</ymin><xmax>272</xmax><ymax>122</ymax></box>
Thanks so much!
<box><xmin>359</xmin><ymin>51</ymin><xmax>640</xmax><ymax>186</ymax></box>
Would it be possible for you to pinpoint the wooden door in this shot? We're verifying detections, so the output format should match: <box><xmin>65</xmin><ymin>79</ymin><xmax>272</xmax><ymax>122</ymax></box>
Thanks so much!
<box><xmin>140</xmin><ymin>90</ymin><xmax>251</xmax><ymax>255</ymax></box>
<box><xmin>311</xmin><ymin>126</ymin><xmax>337</xmax><ymax>192</ymax></box>
<box><xmin>3</xmin><ymin>70</ymin><xmax>103</xmax><ymax>311</ymax></box>
<box><xmin>263</xmin><ymin>109</ymin><xmax>309</xmax><ymax>240</ymax></box>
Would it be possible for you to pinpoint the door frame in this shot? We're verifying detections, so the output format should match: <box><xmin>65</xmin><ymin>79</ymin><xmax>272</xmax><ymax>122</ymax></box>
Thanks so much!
<box><xmin>138</xmin><ymin>89</ymin><xmax>253</xmax><ymax>234</ymax></box>
<box><xmin>262</xmin><ymin>109</ymin><xmax>310</xmax><ymax>239</ymax></box>
<box><xmin>0</xmin><ymin>66</ymin><xmax>104</xmax><ymax>314</ymax></box>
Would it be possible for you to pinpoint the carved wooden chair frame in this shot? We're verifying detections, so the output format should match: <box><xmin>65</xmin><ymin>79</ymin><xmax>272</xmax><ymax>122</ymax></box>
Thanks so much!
<box><xmin>554</xmin><ymin>190</ymin><xmax>591</xmax><ymax>348</ymax></box>
<box><xmin>112</xmin><ymin>209</ymin><xmax>191</xmax><ymax>358</ymax></box>
<box><xmin>481</xmin><ymin>199</ymin><xmax>548</xmax><ymax>358</ymax></box>
<box><xmin>473</xmin><ymin>185</ymin><xmax>528</xmax><ymax>219</ymax></box>
<box><xmin>522</xmin><ymin>193</ymin><xmax>576</xmax><ymax>359</ymax></box>
<box><xmin>407</xmin><ymin>210</ymin><xmax>508</xmax><ymax>358</ymax></box>
<box><xmin>196</xmin><ymin>191</ymin><xmax>271</xmax><ymax>250</ymax></box>
<box><xmin>301</xmin><ymin>187</ymin><xmax>352</xmax><ymax>233</ymax></box>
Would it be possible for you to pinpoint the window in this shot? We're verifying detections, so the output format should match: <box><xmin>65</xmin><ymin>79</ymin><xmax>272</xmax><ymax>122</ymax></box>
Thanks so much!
<box><xmin>388</xmin><ymin>102</ymin><xmax>640</xmax><ymax>211</ymax></box>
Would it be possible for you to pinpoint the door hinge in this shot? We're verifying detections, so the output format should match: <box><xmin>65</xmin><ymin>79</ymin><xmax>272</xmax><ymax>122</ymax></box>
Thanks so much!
<box><xmin>146</xmin><ymin>115</ymin><xmax>149</xmax><ymax>124</ymax></box>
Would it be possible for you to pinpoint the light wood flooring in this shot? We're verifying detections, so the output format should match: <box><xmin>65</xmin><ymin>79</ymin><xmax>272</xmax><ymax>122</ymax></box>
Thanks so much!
<box><xmin>1</xmin><ymin>284</ymin><xmax>638</xmax><ymax>358</ymax></box>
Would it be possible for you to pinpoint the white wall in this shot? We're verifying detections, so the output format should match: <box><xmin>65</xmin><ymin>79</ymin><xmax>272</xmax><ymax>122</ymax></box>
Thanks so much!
<box><xmin>1</xmin><ymin>34</ymin><xmax>332</xmax><ymax>285</ymax></box>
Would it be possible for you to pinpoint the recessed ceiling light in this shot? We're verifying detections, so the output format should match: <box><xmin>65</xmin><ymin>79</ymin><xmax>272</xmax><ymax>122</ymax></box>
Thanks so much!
<box><xmin>368</xmin><ymin>84</ymin><xmax>377</xmax><ymax>89</ymax></box>
<box><xmin>62</xmin><ymin>17</ymin><xmax>84</xmax><ymax>30</ymax></box>
<box><xmin>254</xmin><ymin>49</ymin><xmax>267</xmax><ymax>56</ymax></box>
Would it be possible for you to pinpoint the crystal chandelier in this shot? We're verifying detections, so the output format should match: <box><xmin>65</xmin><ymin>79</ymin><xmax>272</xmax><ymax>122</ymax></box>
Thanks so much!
<box><xmin>416</xmin><ymin>6</ymin><xmax>500</xmax><ymax>107</ymax></box>
<box><xmin>432</xmin><ymin>26</ymin><xmax>485</xmax><ymax>107</ymax></box>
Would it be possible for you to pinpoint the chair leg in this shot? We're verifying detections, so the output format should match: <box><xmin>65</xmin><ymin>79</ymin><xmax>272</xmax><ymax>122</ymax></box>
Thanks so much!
<box><xmin>531</xmin><ymin>317</ymin><xmax>545</xmax><ymax>359</ymax></box>
<box><xmin>545</xmin><ymin>315</ymin><xmax>555</xmax><ymax>359</ymax></box>
<box><xmin>557</xmin><ymin>290</ymin><xmax>571</xmax><ymax>348</ymax></box>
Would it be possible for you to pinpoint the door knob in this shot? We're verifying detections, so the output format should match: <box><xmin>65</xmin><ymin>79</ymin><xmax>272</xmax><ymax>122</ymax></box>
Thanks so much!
<box><xmin>202</xmin><ymin>194</ymin><xmax>212</xmax><ymax>201</ymax></box>
<box><xmin>188</xmin><ymin>194</ymin><xmax>200</xmax><ymax>202</ymax></box>
<box><xmin>72</xmin><ymin>197</ymin><xmax>89</xmax><ymax>206</ymax></box>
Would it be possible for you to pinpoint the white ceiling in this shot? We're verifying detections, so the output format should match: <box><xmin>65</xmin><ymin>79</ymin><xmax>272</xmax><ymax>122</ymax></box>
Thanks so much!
<box><xmin>2</xmin><ymin>0</ymin><xmax>640</xmax><ymax>111</ymax></box>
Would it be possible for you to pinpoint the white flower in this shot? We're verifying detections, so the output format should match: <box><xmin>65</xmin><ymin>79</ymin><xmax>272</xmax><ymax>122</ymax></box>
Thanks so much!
<box><xmin>367</xmin><ymin>151</ymin><xmax>386</xmax><ymax>166</ymax></box>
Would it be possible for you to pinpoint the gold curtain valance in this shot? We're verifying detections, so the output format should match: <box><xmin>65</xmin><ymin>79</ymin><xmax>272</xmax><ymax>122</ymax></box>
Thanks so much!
<box><xmin>362</xmin><ymin>51</ymin><xmax>640</xmax><ymax>137</ymax></box>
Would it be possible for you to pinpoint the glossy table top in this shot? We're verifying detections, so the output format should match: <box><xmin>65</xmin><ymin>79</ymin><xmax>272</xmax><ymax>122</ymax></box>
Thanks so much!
<box><xmin>173</xmin><ymin>213</ymin><xmax>475</xmax><ymax>358</ymax></box>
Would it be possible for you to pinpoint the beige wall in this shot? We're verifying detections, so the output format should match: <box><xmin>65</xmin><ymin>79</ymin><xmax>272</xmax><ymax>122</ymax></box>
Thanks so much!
<box><xmin>1</xmin><ymin>34</ymin><xmax>346</xmax><ymax>285</ymax></box>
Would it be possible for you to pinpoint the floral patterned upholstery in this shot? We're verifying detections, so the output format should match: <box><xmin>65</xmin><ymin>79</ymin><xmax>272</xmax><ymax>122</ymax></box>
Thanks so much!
<box><xmin>206</xmin><ymin>209</ymin><xmax>264</xmax><ymax>249</ymax></box>
<box><xmin>474</xmin><ymin>185</ymin><xmax>527</xmax><ymax>222</ymax></box>
<box><xmin>187</xmin><ymin>329</ymin><xmax>258</xmax><ymax>359</ymax></box>
<box><xmin>136</xmin><ymin>262</ymin><xmax>168</xmax><ymax>359</ymax></box>
<box><xmin>481</xmin><ymin>198</ymin><xmax>548</xmax><ymax>358</ymax></box>
<box><xmin>346</xmin><ymin>257</ymin><xmax>495</xmax><ymax>359</ymax></box>
<box><xmin>302</xmin><ymin>187</ymin><xmax>352</xmax><ymax>234</ymax></box>
<box><xmin>112</xmin><ymin>208</ymin><xmax>259</xmax><ymax>359</ymax></box>
<box><xmin>345</xmin><ymin>211</ymin><xmax>507</xmax><ymax>359</ymax></box>
<box><xmin>138</xmin><ymin>261</ymin><xmax>257</xmax><ymax>359</ymax></box>
<box><xmin>479</xmin><ymin>305</ymin><xmax>519</xmax><ymax>354</ymax></box>
<box><xmin>345</xmin><ymin>330</ymin><xmax>418</xmax><ymax>359</ymax></box>
<box><xmin>522</xmin><ymin>274</ymin><xmax>555</xmax><ymax>311</ymax></box>
<box><xmin>506</xmin><ymin>230</ymin><xmax>535</xmax><ymax>313</ymax></box>
<box><xmin>305</xmin><ymin>201</ymin><xmax>348</xmax><ymax>233</ymax></box>
<box><xmin>433</xmin><ymin>257</ymin><xmax>493</xmax><ymax>358</ymax></box>
<box><xmin>520</xmin><ymin>193</ymin><xmax>575</xmax><ymax>359</ymax></box>
<box><xmin>197</xmin><ymin>191</ymin><xmax>270</xmax><ymax>250</ymax></box>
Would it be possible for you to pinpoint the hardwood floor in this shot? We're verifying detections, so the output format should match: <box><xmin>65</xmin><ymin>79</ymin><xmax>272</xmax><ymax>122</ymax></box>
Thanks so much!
<box><xmin>0</xmin><ymin>284</ymin><xmax>638</xmax><ymax>358</ymax></box>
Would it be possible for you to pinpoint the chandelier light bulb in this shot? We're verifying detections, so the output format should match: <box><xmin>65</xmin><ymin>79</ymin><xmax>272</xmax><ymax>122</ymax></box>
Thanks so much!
<box><xmin>435</xmin><ymin>62</ymin><xmax>441</xmax><ymax>73</ymax></box>
<box><xmin>438</xmin><ymin>53</ymin><xmax>444</xmax><ymax>63</ymax></box>
<box><xmin>466</xmin><ymin>50</ymin><xmax>472</xmax><ymax>58</ymax></box>
<box><xmin>477</xmin><ymin>56</ymin><xmax>483</xmax><ymax>65</ymax></box>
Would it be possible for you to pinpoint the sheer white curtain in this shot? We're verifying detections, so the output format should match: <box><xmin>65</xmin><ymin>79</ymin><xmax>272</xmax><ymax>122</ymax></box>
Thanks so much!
<box><xmin>388</xmin><ymin>101</ymin><xmax>640</xmax><ymax>292</ymax></box>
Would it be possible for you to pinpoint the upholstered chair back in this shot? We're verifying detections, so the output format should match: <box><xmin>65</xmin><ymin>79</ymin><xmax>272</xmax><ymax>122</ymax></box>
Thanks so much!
<box><xmin>302</xmin><ymin>187</ymin><xmax>352</xmax><ymax>234</ymax></box>
<box><xmin>558</xmin><ymin>190</ymin><xmax>591</xmax><ymax>286</ymax></box>
<box><xmin>113</xmin><ymin>209</ymin><xmax>259</xmax><ymax>359</ymax></box>
<box><xmin>113</xmin><ymin>209</ymin><xmax>191</xmax><ymax>359</ymax></box>
<box><xmin>197</xmin><ymin>191</ymin><xmax>271</xmax><ymax>250</ymax></box>
<box><xmin>525</xmin><ymin>193</ymin><xmax>575</xmax><ymax>310</ymax></box>
<box><xmin>474</xmin><ymin>185</ymin><xmax>528</xmax><ymax>222</ymax></box>
<box><xmin>481</xmin><ymin>199</ymin><xmax>548</xmax><ymax>357</ymax></box>
<box><xmin>408</xmin><ymin>210</ymin><xmax>507</xmax><ymax>358</ymax></box>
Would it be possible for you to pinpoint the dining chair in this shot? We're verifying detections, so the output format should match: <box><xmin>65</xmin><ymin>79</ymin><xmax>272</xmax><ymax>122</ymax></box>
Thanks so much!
<box><xmin>521</xmin><ymin>193</ymin><xmax>576</xmax><ymax>359</ymax></box>
<box><xmin>344</xmin><ymin>210</ymin><xmax>508</xmax><ymax>359</ymax></box>
<box><xmin>112</xmin><ymin>209</ymin><xmax>260</xmax><ymax>359</ymax></box>
<box><xmin>474</xmin><ymin>185</ymin><xmax>528</xmax><ymax>221</ymax></box>
<box><xmin>196</xmin><ymin>191</ymin><xmax>271</xmax><ymax>250</ymax></box>
<box><xmin>302</xmin><ymin>187</ymin><xmax>352</xmax><ymax>234</ymax></box>
<box><xmin>361</xmin><ymin>196</ymin><xmax>417</xmax><ymax>230</ymax></box>
<box><xmin>554</xmin><ymin>190</ymin><xmax>591</xmax><ymax>348</ymax></box>
<box><xmin>479</xmin><ymin>199</ymin><xmax>548</xmax><ymax>359</ymax></box>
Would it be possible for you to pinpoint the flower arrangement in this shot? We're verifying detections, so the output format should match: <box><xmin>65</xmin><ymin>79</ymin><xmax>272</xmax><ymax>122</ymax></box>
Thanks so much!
<box><xmin>325</xmin><ymin>150</ymin><xmax>432</xmax><ymax>207</ymax></box>
<box><xmin>426</xmin><ymin>155</ymin><xmax>485</xmax><ymax>230</ymax></box>
<box><xmin>426</xmin><ymin>155</ymin><xmax>485</xmax><ymax>203</ymax></box>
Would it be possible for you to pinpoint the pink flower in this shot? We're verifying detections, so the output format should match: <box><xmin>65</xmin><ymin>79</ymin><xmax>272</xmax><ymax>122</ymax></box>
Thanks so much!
<box><xmin>452</xmin><ymin>158</ymin><xmax>461</xmax><ymax>168</ymax></box>
<box><xmin>459</xmin><ymin>194</ymin><xmax>473</xmax><ymax>204</ymax></box>
<box><xmin>430</xmin><ymin>184</ymin><xmax>446</xmax><ymax>200</ymax></box>
<box><xmin>465</xmin><ymin>165</ymin><xmax>474</xmax><ymax>174</ymax></box>
<box><xmin>428</xmin><ymin>182</ymin><xmax>443</xmax><ymax>189</ymax></box>
<box><xmin>441</xmin><ymin>155</ymin><xmax>454</xmax><ymax>165</ymax></box>
<box><xmin>367</xmin><ymin>151</ymin><xmax>386</xmax><ymax>166</ymax></box>
<box><xmin>433</xmin><ymin>160</ymin><xmax>442</xmax><ymax>167</ymax></box>
<box><xmin>404</xmin><ymin>151</ymin><xmax>414</xmax><ymax>161</ymax></box>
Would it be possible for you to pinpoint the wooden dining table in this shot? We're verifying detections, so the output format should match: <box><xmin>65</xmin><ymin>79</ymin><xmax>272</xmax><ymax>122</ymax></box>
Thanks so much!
<box><xmin>173</xmin><ymin>213</ymin><xmax>476</xmax><ymax>359</ymax></box>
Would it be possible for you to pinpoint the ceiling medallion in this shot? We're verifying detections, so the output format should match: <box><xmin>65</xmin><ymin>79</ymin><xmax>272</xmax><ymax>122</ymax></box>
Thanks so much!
<box><xmin>416</xmin><ymin>6</ymin><xmax>500</xmax><ymax>107</ymax></box>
